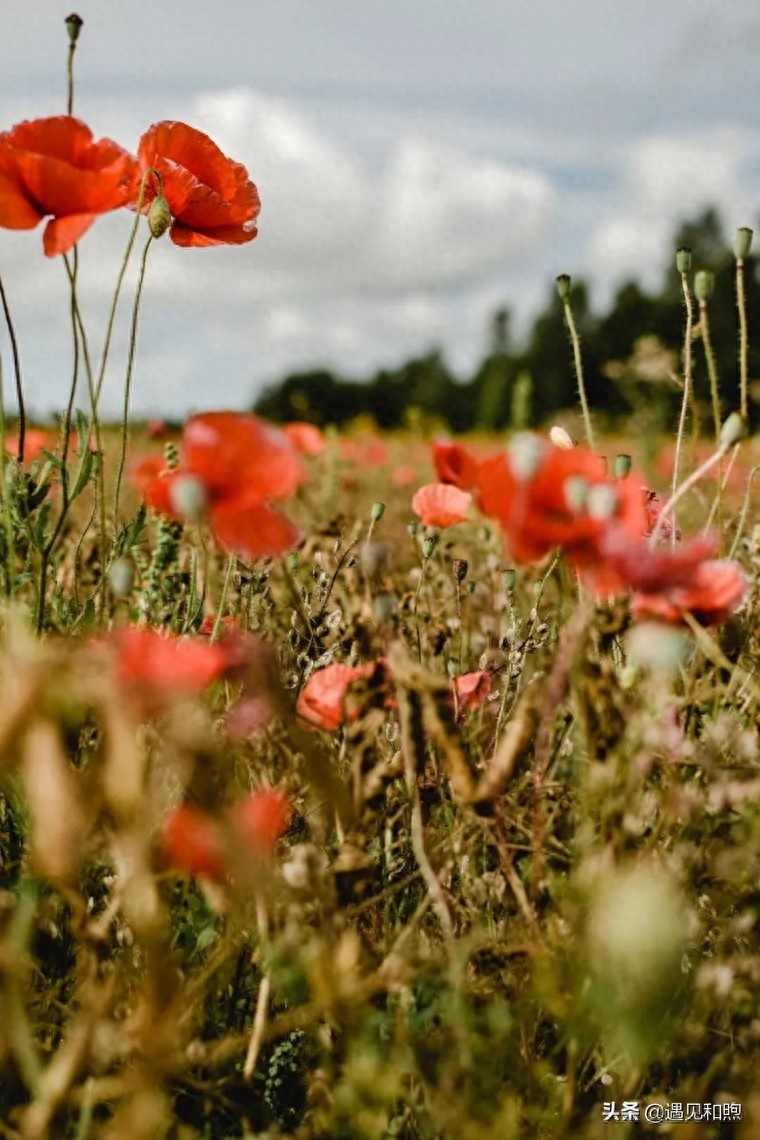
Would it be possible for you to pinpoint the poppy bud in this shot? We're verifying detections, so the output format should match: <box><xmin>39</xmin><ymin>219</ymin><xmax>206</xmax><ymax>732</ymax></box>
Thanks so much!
<box><xmin>586</xmin><ymin>483</ymin><xmax>618</xmax><ymax>520</ymax></box>
<box><xmin>65</xmin><ymin>13</ymin><xmax>83</xmax><ymax>44</ymax></box>
<box><xmin>734</xmin><ymin>227</ymin><xmax>753</xmax><ymax>262</ymax></box>
<box><xmin>108</xmin><ymin>557</ymin><xmax>135</xmax><ymax>598</ymax></box>
<box><xmin>148</xmin><ymin>194</ymin><xmax>172</xmax><ymax>239</ymax></box>
<box><xmin>168</xmin><ymin>474</ymin><xmax>208</xmax><ymax>521</ymax></box>
<box><xmin>370</xmin><ymin>501</ymin><xmax>385</xmax><ymax>523</ymax></box>
<box><xmin>508</xmin><ymin>432</ymin><xmax>543</xmax><ymax>481</ymax></box>
<box><xmin>452</xmin><ymin>558</ymin><xmax>468</xmax><ymax>583</ymax></box>
<box><xmin>676</xmin><ymin>247</ymin><xmax>692</xmax><ymax>274</ymax></box>
<box><xmin>407</xmin><ymin>522</ymin><xmax>419</xmax><ymax>538</ymax></box>
<box><xmin>555</xmin><ymin>274</ymin><xmax>572</xmax><ymax>301</ymax></box>
<box><xmin>549</xmin><ymin>425</ymin><xmax>574</xmax><ymax>450</ymax></box>
<box><xmin>563</xmin><ymin>476</ymin><xmax>589</xmax><ymax>513</ymax></box>
<box><xmin>694</xmin><ymin>269</ymin><xmax>714</xmax><ymax>303</ymax></box>
<box><xmin>720</xmin><ymin>411</ymin><xmax>749</xmax><ymax>448</ymax></box>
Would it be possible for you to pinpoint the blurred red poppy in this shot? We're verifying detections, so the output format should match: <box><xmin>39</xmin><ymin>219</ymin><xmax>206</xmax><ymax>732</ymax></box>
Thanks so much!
<box><xmin>296</xmin><ymin>662</ymin><xmax>376</xmax><ymax>730</ymax></box>
<box><xmin>137</xmin><ymin>121</ymin><xmax>260</xmax><ymax>248</ymax></box>
<box><xmin>478</xmin><ymin>435</ymin><xmax>647</xmax><ymax>583</ymax></box>
<box><xmin>146</xmin><ymin>419</ymin><xmax>168</xmax><ymax>440</ymax></box>
<box><xmin>597</xmin><ymin>531</ymin><xmax>717</xmax><ymax>595</ymax></box>
<box><xmin>632</xmin><ymin>559</ymin><xmax>747</xmax><ymax>626</ymax></box>
<box><xmin>339</xmin><ymin>438</ymin><xmax>390</xmax><ymax>468</ymax></box>
<box><xmin>412</xmin><ymin>482</ymin><xmax>472</xmax><ymax>528</ymax></box>
<box><xmin>0</xmin><ymin>116</ymin><xmax>138</xmax><ymax>256</ymax></box>
<box><xmin>4</xmin><ymin>428</ymin><xmax>54</xmax><ymax>463</ymax></box>
<box><xmin>284</xmin><ymin>422</ymin><xmax>326</xmax><ymax>455</ymax></box>
<box><xmin>162</xmin><ymin>804</ymin><xmax>227</xmax><ymax>880</ymax></box>
<box><xmin>391</xmin><ymin>463</ymin><xmax>418</xmax><ymax>487</ymax></box>
<box><xmin>134</xmin><ymin>411</ymin><xmax>303</xmax><ymax>559</ymax></box>
<box><xmin>113</xmin><ymin>626</ymin><xmax>231</xmax><ymax>711</ymax></box>
<box><xmin>432</xmin><ymin>440</ymin><xmax>480</xmax><ymax>491</ymax></box>
<box><xmin>232</xmin><ymin>788</ymin><xmax>291</xmax><ymax>854</ymax></box>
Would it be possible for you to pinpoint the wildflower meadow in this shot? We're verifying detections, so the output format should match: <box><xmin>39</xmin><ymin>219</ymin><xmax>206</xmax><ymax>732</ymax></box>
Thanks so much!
<box><xmin>1</xmin><ymin>15</ymin><xmax>760</xmax><ymax>1140</ymax></box>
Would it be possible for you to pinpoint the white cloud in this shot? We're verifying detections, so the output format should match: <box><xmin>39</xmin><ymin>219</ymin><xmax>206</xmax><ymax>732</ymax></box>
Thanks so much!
<box><xmin>586</xmin><ymin>126</ymin><xmax>760</xmax><ymax>297</ymax></box>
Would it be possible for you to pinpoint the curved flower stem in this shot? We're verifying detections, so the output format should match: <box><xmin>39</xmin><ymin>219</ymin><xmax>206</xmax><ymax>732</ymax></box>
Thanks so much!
<box><xmin>93</xmin><ymin>169</ymin><xmax>155</xmax><ymax>412</ymax></box>
<box><xmin>113</xmin><ymin>234</ymin><xmax>154</xmax><ymax>529</ymax></box>
<box><xmin>211</xmin><ymin>554</ymin><xmax>236</xmax><ymax>640</ymax></box>
<box><xmin>728</xmin><ymin>464</ymin><xmax>760</xmax><ymax>559</ymax></box>
<box><xmin>648</xmin><ymin>442</ymin><xmax>728</xmax><ymax>547</ymax></box>
<box><xmin>561</xmin><ymin>296</ymin><xmax>595</xmax><ymax>450</ymax></box>
<box><xmin>737</xmin><ymin>257</ymin><xmax>749</xmax><ymax>419</ymax></box>
<box><xmin>0</xmin><ymin>274</ymin><xmax>25</xmax><ymax>462</ymax></box>
<box><xmin>671</xmin><ymin>268</ymin><xmax>694</xmax><ymax>547</ymax></box>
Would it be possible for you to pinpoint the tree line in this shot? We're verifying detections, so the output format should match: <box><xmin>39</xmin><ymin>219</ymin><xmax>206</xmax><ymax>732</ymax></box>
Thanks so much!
<box><xmin>254</xmin><ymin>208</ymin><xmax>760</xmax><ymax>433</ymax></box>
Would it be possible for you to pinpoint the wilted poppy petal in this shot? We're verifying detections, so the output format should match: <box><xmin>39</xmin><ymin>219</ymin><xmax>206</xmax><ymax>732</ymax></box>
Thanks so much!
<box><xmin>412</xmin><ymin>482</ymin><xmax>472</xmax><ymax>528</ymax></box>
<box><xmin>454</xmin><ymin>671</ymin><xmax>491</xmax><ymax>713</ymax></box>
<box><xmin>296</xmin><ymin>662</ymin><xmax>375</xmax><ymax>730</ymax></box>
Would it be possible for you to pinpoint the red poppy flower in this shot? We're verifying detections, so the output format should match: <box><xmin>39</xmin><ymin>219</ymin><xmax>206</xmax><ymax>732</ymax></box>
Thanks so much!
<box><xmin>283</xmin><ymin>422</ymin><xmax>326</xmax><ymax>455</ymax></box>
<box><xmin>113</xmin><ymin>627</ymin><xmax>232</xmax><ymax>711</ymax></box>
<box><xmin>632</xmin><ymin>559</ymin><xmax>747</xmax><ymax>626</ymax></box>
<box><xmin>412</xmin><ymin>482</ymin><xmax>472</xmax><ymax>528</ymax></box>
<box><xmin>432</xmin><ymin>440</ymin><xmax>480</xmax><ymax>491</ymax></box>
<box><xmin>232</xmin><ymin>789</ymin><xmax>291</xmax><ymax>855</ymax></box>
<box><xmin>162</xmin><ymin>804</ymin><xmax>227</xmax><ymax>880</ymax></box>
<box><xmin>137</xmin><ymin>121</ymin><xmax>260</xmax><ymax>248</ymax></box>
<box><xmin>478</xmin><ymin>436</ymin><xmax>647</xmax><ymax>574</ymax></box>
<box><xmin>133</xmin><ymin>411</ymin><xmax>303</xmax><ymax>560</ymax></box>
<box><xmin>146</xmin><ymin>419</ymin><xmax>168</xmax><ymax>441</ymax></box>
<box><xmin>296</xmin><ymin>662</ymin><xmax>376</xmax><ymax>730</ymax></box>
<box><xmin>597</xmin><ymin>531</ymin><xmax>718</xmax><ymax>595</ymax></box>
<box><xmin>0</xmin><ymin>116</ymin><xmax>138</xmax><ymax>256</ymax></box>
<box><xmin>454</xmin><ymin>671</ymin><xmax>491</xmax><ymax>713</ymax></box>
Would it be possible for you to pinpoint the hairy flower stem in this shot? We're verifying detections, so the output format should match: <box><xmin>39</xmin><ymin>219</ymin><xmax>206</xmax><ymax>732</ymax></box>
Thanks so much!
<box><xmin>561</xmin><ymin>297</ymin><xmax>595</xmax><ymax>450</ymax></box>
<box><xmin>671</xmin><ymin>269</ymin><xmax>694</xmax><ymax>547</ymax></box>
<box><xmin>736</xmin><ymin>258</ymin><xmax>749</xmax><ymax>419</ymax></box>
<box><xmin>649</xmin><ymin>442</ymin><xmax>728</xmax><ymax>547</ymax></box>
<box><xmin>699</xmin><ymin>300</ymin><xmax>721</xmax><ymax>440</ymax></box>
<box><xmin>113</xmin><ymin>234</ymin><xmax>154</xmax><ymax>528</ymax></box>
<box><xmin>0</xmin><ymin>274</ymin><xmax>25</xmax><ymax>462</ymax></box>
<box><xmin>211</xmin><ymin>555</ymin><xmax>236</xmax><ymax>640</ymax></box>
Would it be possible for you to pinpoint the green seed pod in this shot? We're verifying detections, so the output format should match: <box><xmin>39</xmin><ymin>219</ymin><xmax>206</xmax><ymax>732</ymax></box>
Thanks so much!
<box><xmin>370</xmin><ymin>501</ymin><xmax>385</xmax><ymax>523</ymax></box>
<box><xmin>614</xmin><ymin>453</ymin><xmax>632</xmax><ymax>478</ymax></box>
<box><xmin>555</xmin><ymin>274</ymin><xmax>572</xmax><ymax>301</ymax></box>
<box><xmin>734</xmin><ymin>227</ymin><xmax>753</xmax><ymax>261</ymax></box>
<box><xmin>694</xmin><ymin>269</ymin><xmax>714</xmax><ymax>302</ymax></box>
<box><xmin>422</xmin><ymin>535</ymin><xmax>438</xmax><ymax>559</ymax></box>
<box><xmin>148</xmin><ymin>194</ymin><xmax>172</xmax><ymax>239</ymax></box>
<box><xmin>65</xmin><ymin>13</ymin><xmax>83</xmax><ymax>44</ymax></box>
<box><xmin>675</xmin><ymin>247</ymin><xmax>692</xmax><ymax>274</ymax></box>
<box><xmin>720</xmin><ymin>411</ymin><xmax>749</xmax><ymax>448</ymax></box>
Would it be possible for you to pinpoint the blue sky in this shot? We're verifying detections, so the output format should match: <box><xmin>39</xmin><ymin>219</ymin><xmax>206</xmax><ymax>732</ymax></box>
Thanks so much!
<box><xmin>1</xmin><ymin>1</ymin><xmax>759</xmax><ymax>417</ymax></box>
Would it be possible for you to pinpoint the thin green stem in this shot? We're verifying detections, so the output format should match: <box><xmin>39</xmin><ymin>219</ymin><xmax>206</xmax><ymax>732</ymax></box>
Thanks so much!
<box><xmin>700</xmin><ymin>300</ymin><xmax>721</xmax><ymax>440</ymax></box>
<box><xmin>728</xmin><ymin>464</ymin><xmax>760</xmax><ymax>560</ymax></box>
<box><xmin>561</xmin><ymin>298</ymin><xmax>595</xmax><ymax>450</ymax></box>
<box><xmin>0</xmin><ymin>273</ymin><xmax>25</xmax><ymax>462</ymax></box>
<box><xmin>0</xmin><ymin>356</ymin><xmax>14</xmax><ymax>598</ymax></box>
<box><xmin>93</xmin><ymin>169</ymin><xmax>154</xmax><ymax>411</ymax></box>
<box><xmin>737</xmin><ymin>258</ymin><xmax>749</xmax><ymax>419</ymax></box>
<box><xmin>211</xmin><ymin>554</ymin><xmax>236</xmax><ymax>641</ymax></box>
<box><xmin>671</xmin><ymin>270</ymin><xmax>694</xmax><ymax>547</ymax></box>
<box><xmin>113</xmin><ymin>234</ymin><xmax>154</xmax><ymax>528</ymax></box>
